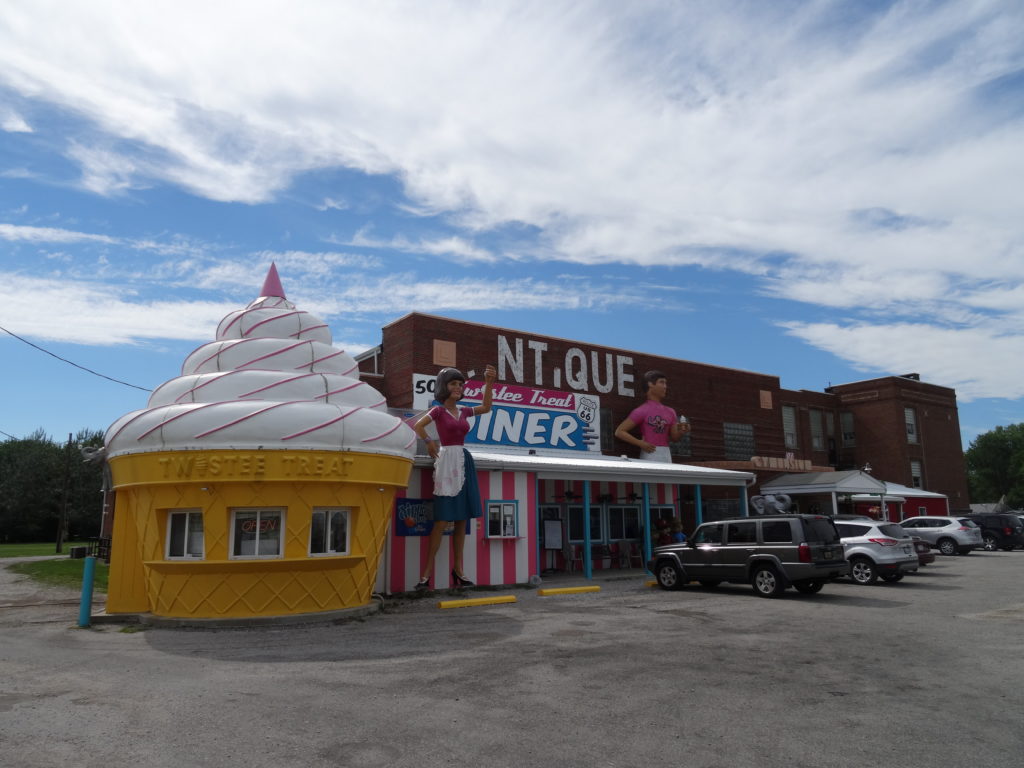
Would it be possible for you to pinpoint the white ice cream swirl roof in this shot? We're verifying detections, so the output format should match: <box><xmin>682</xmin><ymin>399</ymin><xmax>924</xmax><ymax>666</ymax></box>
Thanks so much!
<box><xmin>104</xmin><ymin>267</ymin><xmax>415</xmax><ymax>459</ymax></box>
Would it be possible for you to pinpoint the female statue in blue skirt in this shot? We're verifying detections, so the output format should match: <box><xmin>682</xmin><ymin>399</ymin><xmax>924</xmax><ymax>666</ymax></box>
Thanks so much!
<box><xmin>412</xmin><ymin>364</ymin><xmax>496</xmax><ymax>590</ymax></box>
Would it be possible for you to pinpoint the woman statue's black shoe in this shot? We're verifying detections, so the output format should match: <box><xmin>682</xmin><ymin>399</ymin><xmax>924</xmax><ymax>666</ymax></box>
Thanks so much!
<box><xmin>414</xmin><ymin>577</ymin><xmax>430</xmax><ymax>591</ymax></box>
<box><xmin>451</xmin><ymin>569</ymin><xmax>474</xmax><ymax>587</ymax></box>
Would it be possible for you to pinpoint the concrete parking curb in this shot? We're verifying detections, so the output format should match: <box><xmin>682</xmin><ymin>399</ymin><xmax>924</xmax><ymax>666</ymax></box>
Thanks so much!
<box><xmin>88</xmin><ymin>600</ymin><xmax>381</xmax><ymax>629</ymax></box>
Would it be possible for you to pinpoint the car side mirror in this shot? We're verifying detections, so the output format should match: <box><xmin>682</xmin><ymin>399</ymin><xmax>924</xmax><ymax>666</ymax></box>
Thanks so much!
<box><xmin>688</xmin><ymin>540</ymin><xmax>697</xmax><ymax>548</ymax></box>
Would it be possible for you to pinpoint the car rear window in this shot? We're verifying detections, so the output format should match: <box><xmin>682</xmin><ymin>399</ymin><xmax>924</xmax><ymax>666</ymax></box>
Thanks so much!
<box><xmin>801</xmin><ymin>518</ymin><xmax>839</xmax><ymax>543</ymax></box>
<box><xmin>878</xmin><ymin>523</ymin><xmax>908</xmax><ymax>537</ymax></box>
<box><xmin>836</xmin><ymin>523</ymin><xmax>869</xmax><ymax>537</ymax></box>
<box><xmin>957</xmin><ymin>518</ymin><xmax>978</xmax><ymax>527</ymax></box>
<box><xmin>726</xmin><ymin>521</ymin><xmax>757</xmax><ymax>544</ymax></box>
<box><xmin>762</xmin><ymin>520</ymin><xmax>793</xmax><ymax>543</ymax></box>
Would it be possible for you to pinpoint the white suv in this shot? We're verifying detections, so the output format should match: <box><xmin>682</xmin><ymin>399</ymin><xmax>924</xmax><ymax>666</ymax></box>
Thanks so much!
<box><xmin>899</xmin><ymin>516</ymin><xmax>982</xmax><ymax>555</ymax></box>
<box><xmin>834</xmin><ymin>521</ymin><xmax>919</xmax><ymax>585</ymax></box>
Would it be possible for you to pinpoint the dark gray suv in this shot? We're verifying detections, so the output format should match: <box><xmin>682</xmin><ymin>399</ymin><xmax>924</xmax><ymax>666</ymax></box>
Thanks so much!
<box><xmin>648</xmin><ymin>514</ymin><xmax>849</xmax><ymax>598</ymax></box>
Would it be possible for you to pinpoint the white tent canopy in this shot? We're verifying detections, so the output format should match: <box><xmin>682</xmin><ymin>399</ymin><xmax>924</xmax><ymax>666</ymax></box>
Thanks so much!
<box><xmin>761</xmin><ymin>470</ymin><xmax>885</xmax><ymax>496</ymax></box>
<box><xmin>760</xmin><ymin>470</ymin><xmax>887</xmax><ymax>516</ymax></box>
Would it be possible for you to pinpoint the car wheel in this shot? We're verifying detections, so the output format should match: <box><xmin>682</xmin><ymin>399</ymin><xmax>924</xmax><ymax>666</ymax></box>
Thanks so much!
<box><xmin>793</xmin><ymin>580</ymin><xmax>824</xmax><ymax>594</ymax></box>
<box><xmin>655</xmin><ymin>560</ymin><xmax>684</xmax><ymax>590</ymax></box>
<box><xmin>880</xmin><ymin>572</ymin><xmax>904</xmax><ymax>583</ymax></box>
<box><xmin>983</xmin><ymin>534</ymin><xmax>998</xmax><ymax>551</ymax></box>
<box><xmin>698</xmin><ymin>580</ymin><xmax>720</xmax><ymax>588</ymax></box>
<box><xmin>750</xmin><ymin>565</ymin><xmax>785</xmax><ymax>598</ymax></box>
<box><xmin>937</xmin><ymin>538</ymin><xmax>958</xmax><ymax>556</ymax></box>
<box><xmin>849</xmin><ymin>557</ymin><xmax>878</xmax><ymax>585</ymax></box>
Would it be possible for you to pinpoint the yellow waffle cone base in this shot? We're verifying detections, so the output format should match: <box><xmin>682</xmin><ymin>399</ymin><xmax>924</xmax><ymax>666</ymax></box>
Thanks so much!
<box><xmin>105</xmin><ymin>450</ymin><xmax>412</xmax><ymax>619</ymax></box>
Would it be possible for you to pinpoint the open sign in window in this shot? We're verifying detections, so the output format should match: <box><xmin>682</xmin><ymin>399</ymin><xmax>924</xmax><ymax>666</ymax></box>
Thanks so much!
<box><xmin>230</xmin><ymin>508</ymin><xmax>285</xmax><ymax>558</ymax></box>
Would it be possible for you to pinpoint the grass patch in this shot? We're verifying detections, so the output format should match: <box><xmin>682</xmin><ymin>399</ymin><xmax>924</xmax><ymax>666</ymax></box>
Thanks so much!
<box><xmin>0</xmin><ymin>541</ymin><xmax>92</xmax><ymax>558</ymax></box>
<box><xmin>7</xmin><ymin>558</ymin><xmax>109</xmax><ymax>593</ymax></box>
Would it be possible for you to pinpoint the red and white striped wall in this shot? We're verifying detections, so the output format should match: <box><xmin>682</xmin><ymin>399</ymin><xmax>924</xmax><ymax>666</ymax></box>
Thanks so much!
<box><xmin>377</xmin><ymin>468</ymin><xmax>686</xmax><ymax>593</ymax></box>
<box><xmin>379</xmin><ymin>466</ymin><xmax>539</xmax><ymax>594</ymax></box>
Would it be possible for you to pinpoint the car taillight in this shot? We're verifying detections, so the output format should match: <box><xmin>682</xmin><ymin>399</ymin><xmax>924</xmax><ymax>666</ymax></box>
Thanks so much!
<box><xmin>958</xmin><ymin>527</ymin><xmax>972</xmax><ymax>532</ymax></box>
<box><xmin>868</xmin><ymin>537</ymin><xmax>899</xmax><ymax>546</ymax></box>
<box><xmin>1005</xmin><ymin>527</ymin><xmax>1013</xmax><ymax>535</ymax></box>
<box><xmin>798</xmin><ymin>543</ymin><xmax>812</xmax><ymax>563</ymax></box>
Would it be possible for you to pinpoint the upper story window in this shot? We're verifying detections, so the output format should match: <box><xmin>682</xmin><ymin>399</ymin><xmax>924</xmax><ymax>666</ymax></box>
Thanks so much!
<box><xmin>905</xmin><ymin>407</ymin><xmax>918</xmax><ymax>444</ymax></box>
<box><xmin>723</xmin><ymin>422</ymin><xmax>755</xmax><ymax>461</ymax></box>
<box><xmin>782</xmin><ymin>406</ymin><xmax>798</xmax><ymax>449</ymax></box>
<box><xmin>841</xmin><ymin>412</ymin><xmax>856</xmax><ymax>447</ymax></box>
<box><xmin>910</xmin><ymin>460</ymin><xmax>923</xmax><ymax>488</ymax></box>
<box><xmin>809</xmin><ymin>409</ymin><xmax>824</xmax><ymax>451</ymax></box>
<box><xmin>167</xmin><ymin>510</ymin><xmax>204</xmax><ymax>559</ymax></box>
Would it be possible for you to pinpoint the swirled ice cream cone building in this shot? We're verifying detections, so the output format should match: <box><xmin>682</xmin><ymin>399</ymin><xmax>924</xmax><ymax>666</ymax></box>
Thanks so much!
<box><xmin>103</xmin><ymin>264</ymin><xmax>415</xmax><ymax>619</ymax></box>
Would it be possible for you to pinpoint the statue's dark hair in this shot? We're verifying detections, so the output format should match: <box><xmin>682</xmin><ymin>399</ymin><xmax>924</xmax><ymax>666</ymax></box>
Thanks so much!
<box><xmin>641</xmin><ymin>370</ymin><xmax>667</xmax><ymax>395</ymax></box>
<box><xmin>434</xmin><ymin>367</ymin><xmax>466</xmax><ymax>403</ymax></box>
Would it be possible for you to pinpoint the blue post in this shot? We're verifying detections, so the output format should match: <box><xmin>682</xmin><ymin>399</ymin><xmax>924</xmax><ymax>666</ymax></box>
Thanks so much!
<box><xmin>78</xmin><ymin>556</ymin><xmax>96</xmax><ymax>628</ymax></box>
<box><xmin>642</xmin><ymin>483</ymin><xmax>652</xmax><ymax>571</ymax></box>
<box><xmin>533</xmin><ymin>474</ymin><xmax>541</xmax><ymax>576</ymax></box>
<box><xmin>740</xmin><ymin>484</ymin><xmax>749</xmax><ymax>517</ymax></box>
<box><xmin>695</xmin><ymin>485</ymin><xmax>703</xmax><ymax>525</ymax></box>
<box><xmin>583</xmin><ymin>483</ymin><xmax>593</xmax><ymax>580</ymax></box>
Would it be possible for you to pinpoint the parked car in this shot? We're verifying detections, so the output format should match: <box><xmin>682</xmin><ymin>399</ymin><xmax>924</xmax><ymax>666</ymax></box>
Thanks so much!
<box><xmin>966</xmin><ymin>513</ymin><xmax>1024</xmax><ymax>551</ymax></box>
<box><xmin>648</xmin><ymin>514</ymin><xmax>849</xmax><ymax>598</ymax></box>
<box><xmin>911</xmin><ymin>536</ymin><xmax>936</xmax><ymax>566</ymax></box>
<box><xmin>899</xmin><ymin>516</ymin><xmax>982</xmax><ymax>555</ymax></box>
<box><xmin>834</xmin><ymin>521</ymin><xmax>919</xmax><ymax>584</ymax></box>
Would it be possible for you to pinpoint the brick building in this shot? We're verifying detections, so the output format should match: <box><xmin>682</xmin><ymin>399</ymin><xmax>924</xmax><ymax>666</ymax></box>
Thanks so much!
<box><xmin>357</xmin><ymin>312</ymin><xmax>969</xmax><ymax>513</ymax></box>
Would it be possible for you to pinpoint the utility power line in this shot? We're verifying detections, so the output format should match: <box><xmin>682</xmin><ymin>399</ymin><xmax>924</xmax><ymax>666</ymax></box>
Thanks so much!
<box><xmin>0</xmin><ymin>324</ymin><xmax>152</xmax><ymax>392</ymax></box>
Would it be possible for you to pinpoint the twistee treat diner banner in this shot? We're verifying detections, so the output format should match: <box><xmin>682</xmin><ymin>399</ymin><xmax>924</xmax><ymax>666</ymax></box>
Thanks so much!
<box><xmin>412</xmin><ymin>374</ymin><xmax>600</xmax><ymax>454</ymax></box>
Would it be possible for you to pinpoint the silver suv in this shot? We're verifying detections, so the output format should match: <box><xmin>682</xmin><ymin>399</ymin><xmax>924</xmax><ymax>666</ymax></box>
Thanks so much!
<box><xmin>899</xmin><ymin>516</ymin><xmax>981</xmax><ymax>555</ymax></box>
<box><xmin>648</xmin><ymin>515</ymin><xmax>849</xmax><ymax>598</ymax></box>
<box><xmin>835</xmin><ymin>521</ymin><xmax>919</xmax><ymax>584</ymax></box>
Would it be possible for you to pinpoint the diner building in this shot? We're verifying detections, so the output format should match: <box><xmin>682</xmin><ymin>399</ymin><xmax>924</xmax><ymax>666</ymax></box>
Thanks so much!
<box><xmin>358</xmin><ymin>313</ymin><xmax>970</xmax><ymax>593</ymax></box>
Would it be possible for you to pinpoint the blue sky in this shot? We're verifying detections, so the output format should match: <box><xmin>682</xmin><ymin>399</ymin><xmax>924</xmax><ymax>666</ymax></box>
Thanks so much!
<box><xmin>1</xmin><ymin>0</ymin><xmax>1022</xmax><ymax>449</ymax></box>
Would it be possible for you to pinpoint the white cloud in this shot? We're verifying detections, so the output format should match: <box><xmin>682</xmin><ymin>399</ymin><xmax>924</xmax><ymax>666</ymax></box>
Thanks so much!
<box><xmin>315</xmin><ymin>197</ymin><xmax>348</xmax><ymax>212</ymax></box>
<box><xmin>2</xmin><ymin>273</ymin><xmax>229</xmax><ymax>344</ymax></box>
<box><xmin>781</xmin><ymin>320</ymin><xmax>1024</xmax><ymax>401</ymax></box>
<box><xmin>1</xmin><ymin>1</ymin><xmax>1023</xmax><ymax>396</ymax></box>
<box><xmin>1</xmin><ymin>109</ymin><xmax>32</xmax><ymax>132</ymax></box>
<box><xmin>303</xmin><ymin>273</ymin><xmax>649</xmax><ymax>317</ymax></box>
<box><xmin>0</xmin><ymin>168</ymin><xmax>38</xmax><ymax>179</ymax></box>
<box><xmin>0</xmin><ymin>223</ymin><xmax>118</xmax><ymax>244</ymax></box>
<box><xmin>1</xmin><ymin>265</ymin><xmax>644</xmax><ymax>347</ymax></box>
<box><xmin>342</xmin><ymin>228</ymin><xmax>495</xmax><ymax>263</ymax></box>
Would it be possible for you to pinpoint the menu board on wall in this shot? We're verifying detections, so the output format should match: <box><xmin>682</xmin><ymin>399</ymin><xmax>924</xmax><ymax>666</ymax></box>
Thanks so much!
<box><xmin>543</xmin><ymin>520</ymin><xmax>563</xmax><ymax>550</ymax></box>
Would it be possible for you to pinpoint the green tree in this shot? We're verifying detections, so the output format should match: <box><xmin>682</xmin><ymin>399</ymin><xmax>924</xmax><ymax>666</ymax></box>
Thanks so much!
<box><xmin>0</xmin><ymin>429</ymin><xmax>105</xmax><ymax>543</ymax></box>
<box><xmin>965</xmin><ymin>423</ymin><xmax>1024</xmax><ymax>508</ymax></box>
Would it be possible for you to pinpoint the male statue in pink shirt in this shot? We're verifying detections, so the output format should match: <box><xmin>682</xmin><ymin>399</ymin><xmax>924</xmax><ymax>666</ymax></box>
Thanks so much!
<box><xmin>614</xmin><ymin>370</ymin><xmax>690</xmax><ymax>462</ymax></box>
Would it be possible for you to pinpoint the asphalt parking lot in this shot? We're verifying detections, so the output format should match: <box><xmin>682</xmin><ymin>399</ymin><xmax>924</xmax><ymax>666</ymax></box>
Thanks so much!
<box><xmin>3</xmin><ymin>551</ymin><xmax>1024</xmax><ymax>768</ymax></box>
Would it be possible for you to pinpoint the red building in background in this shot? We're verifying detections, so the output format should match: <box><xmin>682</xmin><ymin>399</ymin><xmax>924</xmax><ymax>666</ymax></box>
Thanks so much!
<box><xmin>358</xmin><ymin>313</ymin><xmax>969</xmax><ymax>516</ymax></box>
